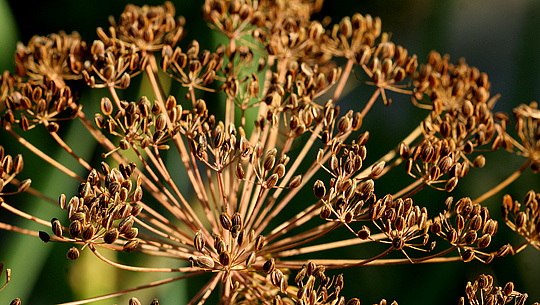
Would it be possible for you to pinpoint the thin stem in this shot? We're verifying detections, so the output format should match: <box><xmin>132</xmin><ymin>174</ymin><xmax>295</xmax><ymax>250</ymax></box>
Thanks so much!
<box><xmin>58</xmin><ymin>272</ymin><xmax>204</xmax><ymax>305</ymax></box>
<box><xmin>332</xmin><ymin>58</ymin><xmax>354</xmax><ymax>101</ymax></box>
<box><xmin>473</xmin><ymin>159</ymin><xmax>531</xmax><ymax>204</ymax></box>
<box><xmin>49</xmin><ymin>131</ymin><xmax>93</xmax><ymax>171</ymax></box>
<box><xmin>88</xmin><ymin>244</ymin><xmax>195</xmax><ymax>273</ymax></box>
<box><xmin>5</xmin><ymin>127</ymin><xmax>83</xmax><ymax>181</ymax></box>
<box><xmin>393</xmin><ymin>179</ymin><xmax>425</xmax><ymax>198</ymax></box>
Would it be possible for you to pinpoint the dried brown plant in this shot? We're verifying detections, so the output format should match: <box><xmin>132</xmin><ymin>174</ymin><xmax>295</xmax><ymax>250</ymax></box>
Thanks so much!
<box><xmin>1</xmin><ymin>1</ymin><xmax>540</xmax><ymax>304</ymax></box>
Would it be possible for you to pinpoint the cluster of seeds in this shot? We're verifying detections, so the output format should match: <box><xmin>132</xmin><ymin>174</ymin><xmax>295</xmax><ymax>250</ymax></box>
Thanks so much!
<box><xmin>14</xmin><ymin>31</ymin><xmax>88</xmax><ymax>87</ymax></box>
<box><xmin>99</xmin><ymin>1</ymin><xmax>185</xmax><ymax>54</ymax></box>
<box><xmin>1</xmin><ymin>80</ymin><xmax>78</xmax><ymax>132</ymax></box>
<box><xmin>460</xmin><ymin>274</ymin><xmax>535</xmax><ymax>305</ymax></box>
<box><xmin>0</xmin><ymin>146</ymin><xmax>31</xmax><ymax>196</ymax></box>
<box><xmin>2</xmin><ymin>0</ymin><xmax>540</xmax><ymax>304</ymax></box>
<box><xmin>431</xmin><ymin>197</ymin><xmax>499</xmax><ymax>263</ymax></box>
<box><xmin>512</xmin><ymin>102</ymin><xmax>540</xmax><ymax>171</ymax></box>
<box><xmin>43</xmin><ymin>162</ymin><xmax>143</xmax><ymax>258</ymax></box>
<box><xmin>501</xmin><ymin>190</ymin><xmax>540</xmax><ymax>250</ymax></box>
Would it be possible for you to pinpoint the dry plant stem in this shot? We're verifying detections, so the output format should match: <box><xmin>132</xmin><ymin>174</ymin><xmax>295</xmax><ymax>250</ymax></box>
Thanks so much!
<box><xmin>354</xmin><ymin>124</ymin><xmax>423</xmax><ymax>180</ymax></box>
<box><xmin>8</xmin><ymin>177</ymin><xmax>57</xmax><ymax>205</ymax></box>
<box><xmin>472</xmin><ymin>159</ymin><xmax>532</xmax><ymax>204</ymax></box>
<box><xmin>230</xmin><ymin>273</ymin><xmax>268</xmax><ymax>302</ymax></box>
<box><xmin>0</xmin><ymin>269</ymin><xmax>10</xmax><ymax>292</ymax></box>
<box><xmin>0</xmin><ymin>200</ymin><xmax>52</xmax><ymax>228</ymax></box>
<box><xmin>262</xmin><ymin>148</ymin><xmax>335</xmax><ymax>240</ymax></box>
<box><xmin>253</xmin><ymin>124</ymin><xmax>324</xmax><ymax>231</ymax></box>
<box><xmin>107</xmin><ymin>84</ymin><xmax>124</xmax><ymax>111</ymax></box>
<box><xmin>132</xmin><ymin>217</ymin><xmax>189</xmax><ymax>247</ymax></box>
<box><xmin>279</xmin><ymin>246</ymin><xmax>395</xmax><ymax>270</ymax></box>
<box><xmin>332</xmin><ymin>58</ymin><xmax>354</xmax><ymax>101</ymax></box>
<box><xmin>393</xmin><ymin>178</ymin><xmax>425</xmax><ymax>199</ymax></box>
<box><xmin>145</xmin><ymin>55</ymin><xmax>210</xmax><ymax>207</ymax></box>
<box><xmin>137</xmin><ymin>203</ymin><xmax>192</xmax><ymax>241</ymax></box>
<box><xmin>0</xmin><ymin>221</ymin><xmax>61</xmax><ymax>242</ymax></box>
<box><xmin>88</xmin><ymin>244</ymin><xmax>196</xmax><ymax>273</ymax></box>
<box><xmin>262</xmin><ymin>222</ymin><xmax>338</xmax><ymax>255</ymax></box>
<box><xmin>188</xmin><ymin>273</ymin><xmax>221</xmax><ymax>305</ymax></box>
<box><xmin>513</xmin><ymin>241</ymin><xmax>530</xmax><ymax>254</ymax></box>
<box><xmin>58</xmin><ymin>272</ymin><xmax>204</xmax><ymax>305</ymax></box>
<box><xmin>142</xmin><ymin>146</ymin><xmax>210</xmax><ymax>232</ymax></box>
<box><xmin>277</xmin><ymin>245</ymin><xmax>459</xmax><ymax>269</ymax></box>
<box><xmin>5</xmin><ymin>127</ymin><xmax>83</xmax><ymax>181</ymax></box>
<box><xmin>360</xmin><ymin>88</ymin><xmax>381</xmax><ymax>118</ymax></box>
<box><xmin>272</xmin><ymin>234</ymin><xmax>380</xmax><ymax>257</ymax></box>
<box><xmin>49</xmin><ymin>130</ymin><xmax>93</xmax><ymax>171</ymax></box>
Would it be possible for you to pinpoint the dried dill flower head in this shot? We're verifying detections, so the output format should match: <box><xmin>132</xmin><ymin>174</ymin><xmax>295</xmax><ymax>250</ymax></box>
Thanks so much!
<box><xmin>1</xmin><ymin>0</ymin><xmax>540</xmax><ymax>304</ymax></box>
<box><xmin>14</xmin><ymin>31</ymin><xmax>89</xmax><ymax>88</ymax></box>
<box><xmin>460</xmin><ymin>274</ymin><xmax>538</xmax><ymax>305</ymax></box>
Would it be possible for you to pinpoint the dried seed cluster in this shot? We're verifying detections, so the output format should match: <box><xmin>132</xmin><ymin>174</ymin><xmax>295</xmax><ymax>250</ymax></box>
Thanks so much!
<box><xmin>431</xmin><ymin>197</ymin><xmax>498</xmax><ymax>263</ymax></box>
<box><xmin>0</xmin><ymin>146</ymin><xmax>31</xmax><ymax>196</ymax></box>
<box><xmin>1</xmin><ymin>0</ymin><xmax>540</xmax><ymax>304</ymax></box>
<box><xmin>502</xmin><ymin>191</ymin><xmax>540</xmax><ymax>250</ymax></box>
<box><xmin>460</xmin><ymin>274</ymin><xmax>537</xmax><ymax>305</ymax></box>
<box><xmin>44</xmin><ymin>162</ymin><xmax>144</xmax><ymax>256</ymax></box>
<box><xmin>1</xmin><ymin>80</ymin><xmax>78</xmax><ymax>132</ymax></box>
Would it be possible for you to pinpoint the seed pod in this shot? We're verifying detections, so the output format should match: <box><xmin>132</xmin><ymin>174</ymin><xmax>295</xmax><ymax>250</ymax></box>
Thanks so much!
<box><xmin>370</xmin><ymin>161</ymin><xmax>385</xmax><ymax>177</ymax></box>
<box><xmin>447</xmin><ymin>228</ymin><xmax>458</xmax><ymax>244</ymax></box>
<box><xmin>39</xmin><ymin>231</ymin><xmax>50</xmax><ymax>243</ymax></box>
<box><xmin>10</xmin><ymin>298</ymin><xmax>21</xmax><ymax>305</ymax></box>
<box><xmin>263</xmin><ymin>153</ymin><xmax>276</xmax><ymax>171</ymax></box>
<box><xmin>503</xmin><ymin>282</ymin><xmax>514</xmax><ymax>296</ymax></box>
<box><xmin>69</xmin><ymin>220</ymin><xmax>83</xmax><ymax>238</ymax></box>
<box><xmin>263</xmin><ymin>258</ymin><xmax>275</xmax><ymax>274</ymax></box>
<box><xmin>194</xmin><ymin>230</ymin><xmax>206</xmax><ymax>251</ymax></box>
<box><xmin>313</xmin><ymin>180</ymin><xmax>326</xmax><ymax>199</ymax></box>
<box><xmin>59</xmin><ymin>194</ymin><xmax>67</xmax><ymax>210</ymax></box>
<box><xmin>232</xmin><ymin>213</ymin><xmax>242</xmax><ymax>230</ymax></box>
<box><xmin>118</xmin><ymin>216</ymin><xmax>134</xmax><ymax>235</ymax></box>
<box><xmin>483</xmin><ymin>219</ymin><xmax>498</xmax><ymax>236</ymax></box>
<box><xmin>357</xmin><ymin>225</ymin><xmax>371</xmax><ymax>240</ymax></box>
<box><xmin>124</xmin><ymin>227</ymin><xmax>138</xmax><ymax>240</ymax></box>
<box><xmin>254</xmin><ymin>235</ymin><xmax>264</xmax><ymax>251</ymax></box>
<box><xmin>220</xmin><ymin>213</ymin><xmax>232</xmax><ymax>231</ymax></box>
<box><xmin>17</xmin><ymin>179</ymin><xmax>31</xmax><ymax>193</ymax></box>
<box><xmin>515</xmin><ymin>212</ymin><xmax>526</xmax><ymax>229</ymax></box>
<box><xmin>461</xmin><ymin>249</ymin><xmax>475</xmax><ymax>262</ymax></box>
<box><xmin>347</xmin><ymin>298</ymin><xmax>361</xmax><ymax>305</ymax></box>
<box><xmin>456</xmin><ymin>215</ymin><xmax>465</xmax><ymax>231</ymax></box>
<box><xmin>82</xmin><ymin>224</ymin><xmax>95</xmax><ymax>241</ymax></box>
<box><xmin>320</xmin><ymin>205</ymin><xmax>332</xmax><ymax>219</ymax></box>
<box><xmin>104</xmin><ymin>228</ymin><xmax>119</xmax><ymax>244</ymax></box>
<box><xmin>100</xmin><ymin>97</ymin><xmax>113</xmax><ymax>115</ymax></box>
<box><xmin>193</xmin><ymin>256</ymin><xmax>215</xmax><ymax>269</ymax></box>
<box><xmin>464</xmin><ymin>230</ymin><xmax>477</xmax><ymax>245</ymax></box>
<box><xmin>219</xmin><ymin>251</ymin><xmax>231</xmax><ymax>266</ymax></box>
<box><xmin>265</xmin><ymin>173</ymin><xmax>279</xmax><ymax>188</ymax></box>
<box><xmin>477</xmin><ymin>234</ymin><xmax>491</xmax><ymax>248</ymax></box>
<box><xmin>123</xmin><ymin>239</ymin><xmax>139</xmax><ymax>252</ymax></box>
<box><xmin>445</xmin><ymin>177</ymin><xmax>459</xmax><ymax>192</ymax></box>
<box><xmin>129</xmin><ymin>298</ymin><xmax>142</xmax><ymax>305</ymax></box>
<box><xmin>67</xmin><ymin>247</ymin><xmax>80</xmax><ymax>260</ymax></box>
<box><xmin>289</xmin><ymin>175</ymin><xmax>302</xmax><ymax>188</ymax></box>
<box><xmin>51</xmin><ymin>218</ymin><xmax>63</xmax><ymax>237</ymax></box>
<box><xmin>131</xmin><ymin>203</ymin><xmax>144</xmax><ymax>216</ymax></box>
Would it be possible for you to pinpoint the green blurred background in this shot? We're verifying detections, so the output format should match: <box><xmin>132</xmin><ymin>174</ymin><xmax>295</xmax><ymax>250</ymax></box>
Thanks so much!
<box><xmin>1</xmin><ymin>0</ymin><xmax>540</xmax><ymax>304</ymax></box>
